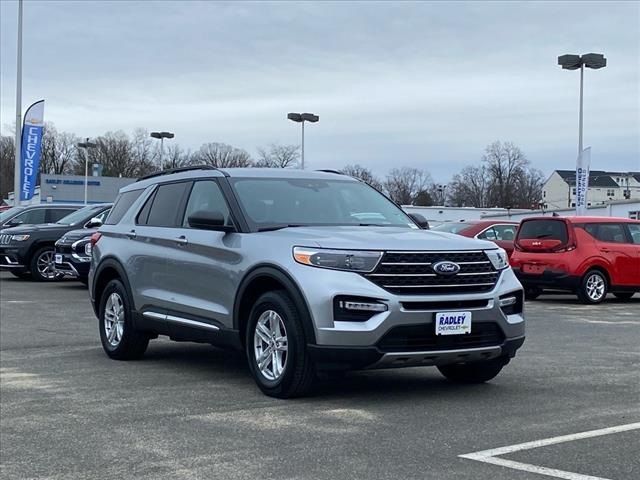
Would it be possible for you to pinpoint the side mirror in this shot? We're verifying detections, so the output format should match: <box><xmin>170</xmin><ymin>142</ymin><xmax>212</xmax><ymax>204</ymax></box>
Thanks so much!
<box><xmin>188</xmin><ymin>210</ymin><xmax>235</xmax><ymax>232</ymax></box>
<box><xmin>85</xmin><ymin>217</ymin><xmax>103</xmax><ymax>229</ymax></box>
<box><xmin>408</xmin><ymin>213</ymin><xmax>430</xmax><ymax>230</ymax></box>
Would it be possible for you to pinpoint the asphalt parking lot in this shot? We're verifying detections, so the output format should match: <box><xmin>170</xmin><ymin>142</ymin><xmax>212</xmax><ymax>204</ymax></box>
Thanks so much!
<box><xmin>1</xmin><ymin>271</ymin><xmax>638</xmax><ymax>480</ymax></box>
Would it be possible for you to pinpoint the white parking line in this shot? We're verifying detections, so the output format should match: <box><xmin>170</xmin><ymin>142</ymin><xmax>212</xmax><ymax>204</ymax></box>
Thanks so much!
<box><xmin>459</xmin><ymin>422</ymin><xmax>640</xmax><ymax>480</ymax></box>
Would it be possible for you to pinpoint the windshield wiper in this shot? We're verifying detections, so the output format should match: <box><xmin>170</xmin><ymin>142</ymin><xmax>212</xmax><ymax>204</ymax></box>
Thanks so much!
<box><xmin>257</xmin><ymin>224</ymin><xmax>305</xmax><ymax>232</ymax></box>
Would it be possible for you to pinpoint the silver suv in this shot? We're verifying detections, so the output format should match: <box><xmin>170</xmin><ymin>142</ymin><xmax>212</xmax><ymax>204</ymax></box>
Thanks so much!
<box><xmin>89</xmin><ymin>167</ymin><xmax>525</xmax><ymax>398</ymax></box>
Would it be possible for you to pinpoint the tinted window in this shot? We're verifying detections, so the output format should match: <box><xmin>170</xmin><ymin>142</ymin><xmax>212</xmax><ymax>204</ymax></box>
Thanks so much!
<box><xmin>585</xmin><ymin>223</ymin><xmax>627</xmax><ymax>244</ymax></box>
<box><xmin>0</xmin><ymin>207</ymin><xmax>25</xmax><ymax>223</ymax></box>
<box><xmin>136</xmin><ymin>191</ymin><xmax>155</xmax><ymax>225</ymax></box>
<box><xmin>10</xmin><ymin>208</ymin><xmax>46</xmax><ymax>225</ymax></box>
<box><xmin>231</xmin><ymin>178</ymin><xmax>413</xmax><ymax>228</ymax></box>
<box><xmin>46</xmin><ymin>208</ymin><xmax>77</xmax><ymax>223</ymax></box>
<box><xmin>145</xmin><ymin>182</ymin><xmax>190</xmax><ymax>227</ymax></box>
<box><xmin>105</xmin><ymin>189</ymin><xmax>144</xmax><ymax>225</ymax></box>
<box><xmin>518</xmin><ymin>220</ymin><xmax>568</xmax><ymax>243</ymax></box>
<box><xmin>627</xmin><ymin>224</ymin><xmax>640</xmax><ymax>244</ymax></box>
<box><xmin>183</xmin><ymin>180</ymin><xmax>231</xmax><ymax>227</ymax></box>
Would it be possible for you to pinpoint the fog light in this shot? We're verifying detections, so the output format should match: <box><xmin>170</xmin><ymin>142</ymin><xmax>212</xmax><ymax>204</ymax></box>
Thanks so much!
<box><xmin>338</xmin><ymin>301</ymin><xmax>388</xmax><ymax>312</ymax></box>
<box><xmin>334</xmin><ymin>296</ymin><xmax>388</xmax><ymax>322</ymax></box>
<box><xmin>499</xmin><ymin>291</ymin><xmax>523</xmax><ymax>315</ymax></box>
<box><xmin>499</xmin><ymin>296</ymin><xmax>517</xmax><ymax>307</ymax></box>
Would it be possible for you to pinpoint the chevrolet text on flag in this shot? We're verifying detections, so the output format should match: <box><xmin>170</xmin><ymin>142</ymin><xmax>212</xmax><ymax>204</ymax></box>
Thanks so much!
<box><xmin>575</xmin><ymin>147</ymin><xmax>591</xmax><ymax>216</ymax></box>
<box><xmin>20</xmin><ymin>99</ymin><xmax>45</xmax><ymax>201</ymax></box>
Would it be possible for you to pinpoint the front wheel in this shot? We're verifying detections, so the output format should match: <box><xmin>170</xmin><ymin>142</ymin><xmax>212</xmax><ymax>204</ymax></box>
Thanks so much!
<box><xmin>577</xmin><ymin>270</ymin><xmax>608</xmax><ymax>304</ymax></box>
<box><xmin>99</xmin><ymin>279</ymin><xmax>149</xmax><ymax>360</ymax></box>
<box><xmin>245</xmin><ymin>290</ymin><xmax>315</xmax><ymax>398</ymax></box>
<box><xmin>29</xmin><ymin>247</ymin><xmax>62</xmax><ymax>282</ymax></box>
<box><xmin>438</xmin><ymin>357</ymin><xmax>507</xmax><ymax>383</ymax></box>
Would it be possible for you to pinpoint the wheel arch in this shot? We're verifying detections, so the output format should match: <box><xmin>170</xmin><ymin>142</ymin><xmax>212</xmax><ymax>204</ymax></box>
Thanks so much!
<box><xmin>234</xmin><ymin>265</ymin><xmax>317</xmax><ymax>347</ymax></box>
<box><xmin>93</xmin><ymin>257</ymin><xmax>136</xmax><ymax>318</ymax></box>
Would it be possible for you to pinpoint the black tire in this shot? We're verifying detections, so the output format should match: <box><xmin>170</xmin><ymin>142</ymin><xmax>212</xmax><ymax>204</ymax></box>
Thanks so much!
<box><xmin>29</xmin><ymin>246</ymin><xmax>61</xmax><ymax>282</ymax></box>
<box><xmin>613</xmin><ymin>292</ymin><xmax>636</xmax><ymax>300</ymax></box>
<box><xmin>245</xmin><ymin>290</ymin><xmax>315</xmax><ymax>399</ymax></box>
<box><xmin>438</xmin><ymin>357</ymin><xmax>507</xmax><ymax>384</ymax></box>
<box><xmin>99</xmin><ymin>279</ymin><xmax>149</xmax><ymax>360</ymax></box>
<box><xmin>577</xmin><ymin>270</ymin><xmax>608</xmax><ymax>304</ymax></box>
<box><xmin>524</xmin><ymin>287</ymin><xmax>542</xmax><ymax>300</ymax></box>
<box><xmin>10</xmin><ymin>269</ymin><xmax>31</xmax><ymax>280</ymax></box>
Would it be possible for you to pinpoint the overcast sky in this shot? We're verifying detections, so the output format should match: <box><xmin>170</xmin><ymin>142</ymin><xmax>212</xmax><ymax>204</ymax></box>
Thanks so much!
<box><xmin>1</xmin><ymin>0</ymin><xmax>638</xmax><ymax>181</ymax></box>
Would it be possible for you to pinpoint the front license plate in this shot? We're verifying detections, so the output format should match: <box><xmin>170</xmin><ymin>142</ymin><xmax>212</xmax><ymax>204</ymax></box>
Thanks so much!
<box><xmin>435</xmin><ymin>311</ymin><xmax>472</xmax><ymax>336</ymax></box>
<box><xmin>54</xmin><ymin>254</ymin><xmax>63</xmax><ymax>264</ymax></box>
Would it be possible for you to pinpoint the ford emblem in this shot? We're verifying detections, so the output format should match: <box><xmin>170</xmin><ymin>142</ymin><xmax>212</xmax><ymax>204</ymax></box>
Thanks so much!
<box><xmin>433</xmin><ymin>261</ymin><xmax>460</xmax><ymax>276</ymax></box>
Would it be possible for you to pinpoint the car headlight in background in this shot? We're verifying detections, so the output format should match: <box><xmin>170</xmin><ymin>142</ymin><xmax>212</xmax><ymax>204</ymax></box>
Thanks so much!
<box><xmin>10</xmin><ymin>234</ymin><xmax>30</xmax><ymax>242</ymax></box>
<box><xmin>293</xmin><ymin>247</ymin><xmax>382</xmax><ymax>272</ymax></box>
<box><xmin>84</xmin><ymin>242</ymin><xmax>92</xmax><ymax>256</ymax></box>
<box><xmin>486</xmin><ymin>248</ymin><xmax>509</xmax><ymax>270</ymax></box>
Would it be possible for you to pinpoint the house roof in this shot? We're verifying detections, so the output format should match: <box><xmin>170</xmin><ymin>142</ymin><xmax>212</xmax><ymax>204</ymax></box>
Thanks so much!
<box><xmin>555</xmin><ymin>170</ymin><xmax>639</xmax><ymax>188</ymax></box>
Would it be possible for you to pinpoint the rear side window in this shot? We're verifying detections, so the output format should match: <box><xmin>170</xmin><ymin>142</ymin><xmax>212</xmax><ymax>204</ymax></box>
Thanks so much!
<box><xmin>143</xmin><ymin>182</ymin><xmax>191</xmax><ymax>227</ymax></box>
<box><xmin>585</xmin><ymin>223</ymin><xmax>627</xmax><ymax>244</ymax></box>
<box><xmin>627</xmin><ymin>224</ymin><xmax>640</xmax><ymax>244</ymax></box>
<box><xmin>105</xmin><ymin>189</ymin><xmax>144</xmax><ymax>225</ymax></box>
<box><xmin>46</xmin><ymin>208</ymin><xmax>77</xmax><ymax>223</ymax></box>
<box><xmin>518</xmin><ymin>220</ymin><xmax>568</xmax><ymax>243</ymax></box>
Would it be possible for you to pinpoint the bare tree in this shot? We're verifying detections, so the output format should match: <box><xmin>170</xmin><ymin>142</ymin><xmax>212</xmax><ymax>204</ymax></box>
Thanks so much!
<box><xmin>513</xmin><ymin>167</ymin><xmax>545</xmax><ymax>208</ymax></box>
<box><xmin>448</xmin><ymin>165</ymin><xmax>491</xmax><ymax>207</ymax></box>
<box><xmin>0</xmin><ymin>136</ymin><xmax>15</xmax><ymax>200</ymax></box>
<box><xmin>256</xmin><ymin>144</ymin><xmax>300</xmax><ymax>168</ymax></box>
<box><xmin>192</xmin><ymin>142</ymin><xmax>253</xmax><ymax>168</ymax></box>
<box><xmin>130</xmin><ymin>128</ymin><xmax>157</xmax><ymax>174</ymax></box>
<box><xmin>383</xmin><ymin>167</ymin><xmax>434</xmax><ymax>205</ymax></box>
<box><xmin>162</xmin><ymin>144</ymin><xmax>192</xmax><ymax>170</ymax></box>
<box><xmin>483</xmin><ymin>141</ymin><xmax>529</xmax><ymax>207</ymax></box>
<box><xmin>341</xmin><ymin>164</ymin><xmax>383</xmax><ymax>190</ymax></box>
<box><xmin>40</xmin><ymin>123</ymin><xmax>79</xmax><ymax>177</ymax></box>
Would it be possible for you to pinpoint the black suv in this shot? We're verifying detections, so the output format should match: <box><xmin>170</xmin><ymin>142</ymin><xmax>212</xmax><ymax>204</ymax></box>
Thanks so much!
<box><xmin>0</xmin><ymin>204</ymin><xmax>80</xmax><ymax>229</ymax></box>
<box><xmin>0</xmin><ymin>204</ymin><xmax>111</xmax><ymax>281</ymax></box>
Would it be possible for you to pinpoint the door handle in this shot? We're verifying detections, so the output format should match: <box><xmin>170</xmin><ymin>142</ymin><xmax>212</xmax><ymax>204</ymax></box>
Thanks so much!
<box><xmin>176</xmin><ymin>236</ymin><xmax>188</xmax><ymax>246</ymax></box>
<box><xmin>126</xmin><ymin>230</ymin><xmax>136</xmax><ymax>239</ymax></box>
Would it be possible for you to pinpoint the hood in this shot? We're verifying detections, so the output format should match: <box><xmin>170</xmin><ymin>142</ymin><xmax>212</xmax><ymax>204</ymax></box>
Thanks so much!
<box><xmin>260</xmin><ymin>226</ymin><xmax>498</xmax><ymax>251</ymax></box>
<box><xmin>57</xmin><ymin>228</ymin><xmax>96</xmax><ymax>244</ymax></box>
<box><xmin>0</xmin><ymin>223</ymin><xmax>69</xmax><ymax>234</ymax></box>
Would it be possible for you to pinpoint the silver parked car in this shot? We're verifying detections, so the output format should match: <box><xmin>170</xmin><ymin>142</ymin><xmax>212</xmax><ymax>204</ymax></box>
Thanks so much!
<box><xmin>89</xmin><ymin>167</ymin><xmax>525</xmax><ymax>398</ymax></box>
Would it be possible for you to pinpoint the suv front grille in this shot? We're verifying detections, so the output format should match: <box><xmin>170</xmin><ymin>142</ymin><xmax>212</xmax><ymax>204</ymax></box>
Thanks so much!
<box><xmin>378</xmin><ymin>322</ymin><xmax>505</xmax><ymax>352</ymax></box>
<box><xmin>363</xmin><ymin>250</ymin><xmax>499</xmax><ymax>295</ymax></box>
<box><xmin>0</xmin><ymin>234</ymin><xmax>11</xmax><ymax>245</ymax></box>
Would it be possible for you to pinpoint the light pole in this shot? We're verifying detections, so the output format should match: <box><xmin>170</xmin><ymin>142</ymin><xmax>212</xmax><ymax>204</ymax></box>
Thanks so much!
<box><xmin>287</xmin><ymin>112</ymin><xmax>319</xmax><ymax>169</ymax></box>
<box><xmin>150</xmin><ymin>131</ymin><xmax>174</xmax><ymax>167</ymax></box>
<box><xmin>557</xmin><ymin>53</ymin><xmax>607</xmax><ymax>155</ymax></box>
<box><xmin>13</xmin><ymin>0</ymin><xmax>23</xmax><ymax>206</ymax></box>
<box><xmin>77</xmin><ymin>138</ymin><xmax>97</xmax><ymax>205</ymax></box>
<box><xmin>437</xmin><ymin>184</ymin><xmax>447</xmax><ymax>206</ymax></box>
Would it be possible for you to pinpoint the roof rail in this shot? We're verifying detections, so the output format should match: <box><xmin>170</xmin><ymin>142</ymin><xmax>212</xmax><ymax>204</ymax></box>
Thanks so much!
<box><xmin>315</xmin><ymin>169</ymin><xmax>344</xmax><ymax>175</ymax></box>
<box><xmin>136</xmin><ymin>165</ymin><xmax>217</xmax><ymax>182</ymax></box>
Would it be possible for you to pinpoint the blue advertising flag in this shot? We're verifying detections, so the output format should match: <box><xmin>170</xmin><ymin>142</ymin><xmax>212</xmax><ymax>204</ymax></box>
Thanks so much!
<box><xmin>20</xmin><ymin>99</ymin><xmax>45</xmax><ymax>201</ymax></box>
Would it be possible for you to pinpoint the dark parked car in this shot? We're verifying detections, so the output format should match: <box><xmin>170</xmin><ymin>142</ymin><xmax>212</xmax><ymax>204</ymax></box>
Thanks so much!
<box><xmin>0</xmin><ymin>204</ymin><xmax>80</xmax><ymax>230</ymax></box>
<box><xmin>0</xmin><ymin>204</ymin><xmax>111</xmax><ymax>281</ymax></box>
<box><xmin>432</xmin><ymin>220</ymin><xmax>519</xmax><ymax>257</ymax></box>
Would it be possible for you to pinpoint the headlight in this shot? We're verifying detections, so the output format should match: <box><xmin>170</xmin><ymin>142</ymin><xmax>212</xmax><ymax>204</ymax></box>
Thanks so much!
<box><xmin>486</xmin><ymin>248</ymin><xmax>509</xmax><ymax>270</ymax></box>
<box><xmin>293</xmin><ymin>247</ymin><xmax>382</xmax><ymax>273</ymax></box>
<box><xmin>10</xmin><ymin>234</ymin><xmax>30</xmax><ymax>242</ymax></box>
<box><xmin>84</xmin><ymin>242</ymin><xmax>92</xmax><ymax>256</ymax></box>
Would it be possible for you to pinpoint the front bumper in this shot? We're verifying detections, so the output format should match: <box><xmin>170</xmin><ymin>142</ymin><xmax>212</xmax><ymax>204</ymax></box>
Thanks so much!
<box><xmin>54</xmin><ymin>251</ymin><xmax>90</xmax><ymax>279</ymax></box>
<box><xmin>512</xmin><ymin>267</ymin><xmax>580</xmax><ymax>291</ymax></box>
<box><xmin>0</xmin><ymin>246</ymin><xmax>27</xmax><ymax>269</ymax></box>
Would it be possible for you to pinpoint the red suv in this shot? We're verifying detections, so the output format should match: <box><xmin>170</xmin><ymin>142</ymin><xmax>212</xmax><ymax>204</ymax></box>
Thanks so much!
<box><xmin>433</xmin><ymin>221</ymin><xmax>519</xmax><ymax>257</ymax></box>
<box><xmin>511</xmin><ymin>216</ymin><xmax>640</xmax><ymax>303</ymax></box>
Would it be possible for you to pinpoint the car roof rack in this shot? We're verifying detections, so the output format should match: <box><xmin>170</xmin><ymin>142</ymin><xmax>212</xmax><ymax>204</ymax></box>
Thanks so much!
<box><xmin>315</xmin><ymin>169</ymin><xmax>344</xmax><ymax>175</ymax></box>
<box><xmin>136</xmin><ymin>165</ymin><xmax>218</xmax><ymax>182</ymax></box>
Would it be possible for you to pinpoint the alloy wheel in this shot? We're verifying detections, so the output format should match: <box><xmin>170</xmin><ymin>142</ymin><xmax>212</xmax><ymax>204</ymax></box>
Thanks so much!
<box><xmin>36</xmin><ymin>250</ymin><xmax>58</xmax><ymax>280</ymax></box>
<box><xmin>253</xmin><ymin>310</ymin><xmax>288</xmax><ymax>381</ymax></box>
<box><xmin>585</xmin><ymin>273</ymin><xmax>606</xmax><ymax>302</ymax></box>
<box><xmin>104</xmin><ymin>292</ymin><xmax>125</xmax><ymax>347</ymax></box>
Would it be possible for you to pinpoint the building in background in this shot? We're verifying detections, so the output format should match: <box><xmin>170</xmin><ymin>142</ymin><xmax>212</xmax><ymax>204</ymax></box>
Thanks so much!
<box><xmin>542</xmin><ymin>170</ymin><xmax>640</xmax><ymax>210</ymax></box>
<box><xmin>403</xmin><ymin>206</ymin><xmax>534</xmax><ymax>225</ymax></box>
<box><xmin>482</xmin><ymin>199</ymin><xmax>640</xmax><ymax>222</ymax></box>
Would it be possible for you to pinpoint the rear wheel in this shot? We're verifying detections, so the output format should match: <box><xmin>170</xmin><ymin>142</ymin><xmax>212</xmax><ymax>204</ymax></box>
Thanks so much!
<box><xmin>245</xmin><ymin>290</ymin><xmax>315</xmax><ymax>398</ymax></box>
<box><xmin>99</xmin><ymin>279</ymin><xmax>149</xmax><ymax>360</ymax></box>
<box><xmin>438</xmin><ymin>357</ymin><xmax>507</xmax><ymax>383</ymax></box>
<box><xmin>577</xmin><ymin>270</ymin><xmax>608</xmax><ymax>304</ymax></box>
<box><xmin>29</xmin><ymin>247</ymin><xmax>62</xmax><ymax>282</ymax></box>
<box><xmin>524</xmin><ymin>287</ymin><xmax>542</xmax><ymax>300</ymax></box>
<box><xmin>613</xmin><ymin>292</ymin><xmax>636</xmax><ymax>300</ymax></box>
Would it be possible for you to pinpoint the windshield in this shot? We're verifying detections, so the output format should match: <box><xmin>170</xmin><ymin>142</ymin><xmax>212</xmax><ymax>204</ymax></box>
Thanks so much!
<box><xmin>432</xmin><ymin>222</ymin><xmax>474</xmax><ymax>234</ymax></box>
<box><xmin>56</xmin><ymin>206</ymin><xmax>102</xmax><ymax>226</ymax></box>
<box><xmin>0</xmin><ymin>207</ymin><xmax>24</xmax><ymax>223</ymax></box>
<box><xmin>231</xmin><ymin>178</ymin><xmax>415</xmax><ymax>229</ymax></box>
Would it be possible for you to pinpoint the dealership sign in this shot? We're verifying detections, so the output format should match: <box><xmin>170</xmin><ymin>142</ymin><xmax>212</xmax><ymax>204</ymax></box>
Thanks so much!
<box><xmin>20</xmin><ymin>100</ymin><xmax>45</xmax><ymax>201</ymax></box>
<box><xmin>575</xmin><ymin>147</ymin><xmax>591</xmax><ymax>216</ymax></box>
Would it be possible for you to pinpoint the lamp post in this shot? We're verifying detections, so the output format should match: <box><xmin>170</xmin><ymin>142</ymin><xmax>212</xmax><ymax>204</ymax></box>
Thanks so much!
<box><xmin>557</xmin><ymin>53</ymin><xmax>607</xmax><ymax>156</ymax></box>
<box><xmin>77</xmin><ymin>138</ymin><xmax>97</xmax><ymax>205</ymax></box>
<box><xmin>287</xmin><ymin>112</ymin><xmax>319</xmax><ymax>169</ymax></box>
<box><xmin>150</xmin><ymin>131</ymin><xmax>175</xmax><ymax>167</ymax></box>
<box><xmin>436</xmin><ymin>184</ymin><xmax>447</xmax><ymax>206</ymax></box>
<box><xmin>13</xmin><ymin>0</ymin><xmax>23</xmax><ymax>206</ymax></box>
